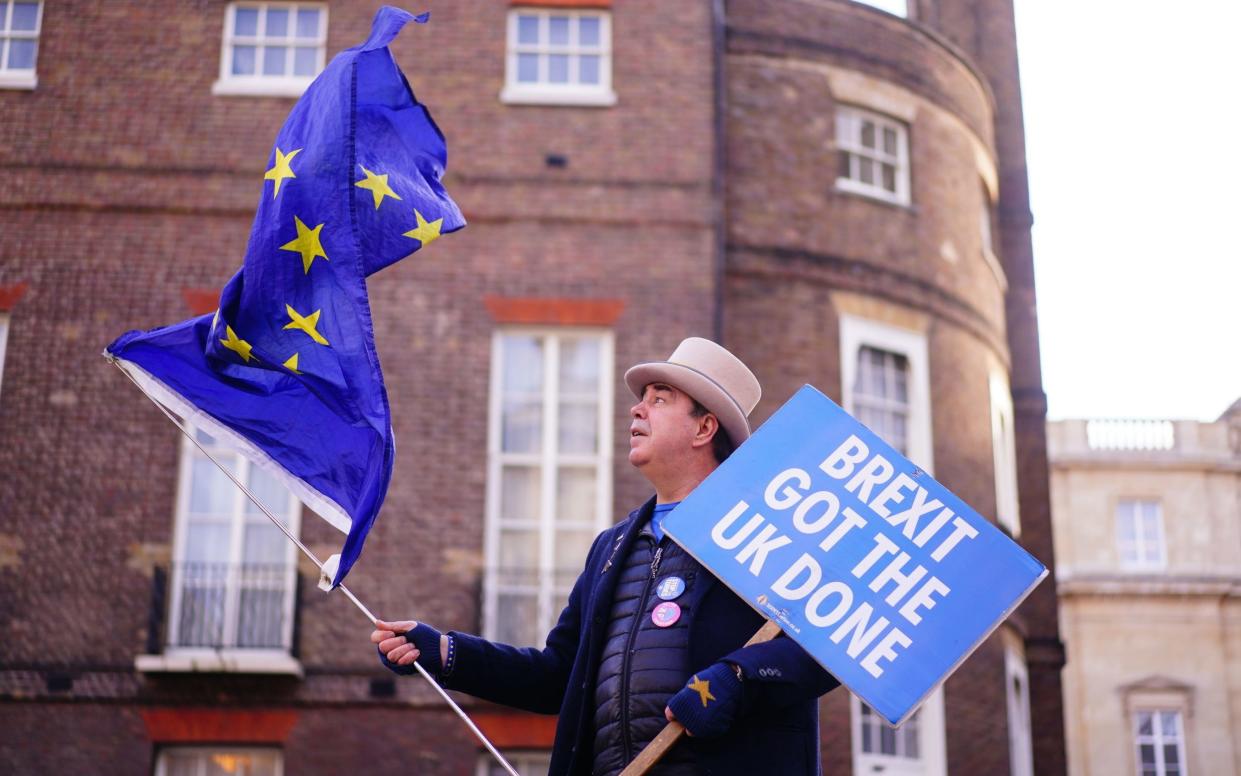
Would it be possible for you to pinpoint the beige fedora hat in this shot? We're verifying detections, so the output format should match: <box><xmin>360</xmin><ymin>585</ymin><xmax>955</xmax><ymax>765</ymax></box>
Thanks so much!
<box><xmin>624</xmin><ymin>337</ymin><xmax>761</xmax><ymax>444</ymax></box>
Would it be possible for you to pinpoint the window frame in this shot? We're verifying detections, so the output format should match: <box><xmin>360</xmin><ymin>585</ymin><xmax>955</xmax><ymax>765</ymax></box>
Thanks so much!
<box><xmin>0</xmin><ymin>312</ymin><xmax>9</xmax><ymax>400</ymax></box>
<box><xmin>163</xmin><ymin>426</ymin><xmax>302</xmax><ymax>662</ymax></box>
<box><xmin>483</xmin><ymin>327</ymin><xmax>615</xmax><ymax>647</ymax></box>
<box><xmin>155</xmin><ymin>745</ymin><xmax>284</xmax><ymax>776</ymax></box>
<box><xmin>1004</xmin><ymin>631</ymin><xmax>1035</xmax><ymax>776</ymax></box>
<box><xmin>851</xmin><ymin>689</ymin><xmax>946</xmax><ymax>776</ymax></box>
<box><xmin>835</xmin><ymin>105</ymin><xmax>912</xmax><ymax>206</ymax></box>
<box><xmin>213</xmin><ymin>2</ymin><xmax>328</xmax><ymax>98</ymax></box>
<box><xmin>1132</xmin><ymin>708</ymin><xmax>1188</xmax><ymax>776</ymax></box>
<box><xmin>500</xmin><ymin>7</ymin><xmax>617</xmax><ymax>107</ymax></box>
<box><xmin>990</xmin><ymin>369</ymin><xmax>1021</xmax><ymax>536</ymax></box>
<box><xmin>1116</xmin><ymin>498</ymin><xmax>1166</xmax><ymax>570</ymax></box>
<box><xmin>0</xmin><ymin>0</ymin><xmax>43</xmax><ymax>90</ymax></box>
<box><xmin>839</xmin><ymin>314</ymin><xmax>933</xmax><ymax>472</ymax></box>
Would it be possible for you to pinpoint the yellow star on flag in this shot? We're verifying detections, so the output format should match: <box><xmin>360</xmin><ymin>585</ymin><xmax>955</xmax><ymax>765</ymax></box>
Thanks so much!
<box><xmin>688</xmin><ymin>675</ymin><xmax>716</xmax><ymax>708</ymax></box>
<box><xmin>402</xmin><ymin>209</ymin><xmax>443</xmax><ymax>247</ymax></box>
<box><xmin>355</xmin><ymin>165</ymin><xmax>403</xmax><ymax>210</ymax></box>
<box><xmin>280</xmin><ymin>215</ymin><xmax>329</xmax><ymax>274</ymax></box>
<box><xmin>264</xmin><ymin>147</ymin><xmax>302</xmax><ymax>198</ymax></box>
<box><xmin>283</xmin><ymin>304</ymin><xmax>330</xmax><ymax>346</ymax></box>
<box><xmin>220</xmin><ymin>325</ymin><xmax>256</xmax><ymax>363</ymax></box>
<box><xmin>282</xmin><ymin>353</ymin><xmax>301</xmax><ymax>373</ymax></box>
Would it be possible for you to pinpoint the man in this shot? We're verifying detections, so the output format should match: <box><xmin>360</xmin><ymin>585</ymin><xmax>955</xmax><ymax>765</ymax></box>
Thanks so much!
<box><xmin>372</xmin><ymin>338</ymin><xmax>839</xmax><ymax>775</ymax></box>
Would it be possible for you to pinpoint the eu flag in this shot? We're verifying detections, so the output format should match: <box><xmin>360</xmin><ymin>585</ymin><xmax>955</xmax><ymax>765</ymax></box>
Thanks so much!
<box><xmin>105</xmin><ymin>7</ymin><xmax>464</xmax><ymax>587</ymax></box>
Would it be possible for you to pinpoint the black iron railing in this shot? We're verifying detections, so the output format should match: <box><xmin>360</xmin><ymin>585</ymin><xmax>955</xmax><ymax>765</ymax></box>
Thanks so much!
<box><xmin>150</xmin><ymin>562</ymin><xmax>298</xmax><ymax>651</ymax></box>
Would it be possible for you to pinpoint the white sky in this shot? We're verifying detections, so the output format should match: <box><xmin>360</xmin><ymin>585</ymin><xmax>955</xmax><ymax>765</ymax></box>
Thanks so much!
<box><xmin>1014</xmin><ymin>1</ymin><xmax>1241</xmax><ymax>421</ymax></box>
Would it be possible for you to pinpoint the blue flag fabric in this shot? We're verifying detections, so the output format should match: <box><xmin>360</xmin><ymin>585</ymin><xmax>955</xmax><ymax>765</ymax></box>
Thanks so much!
<box><xmin>105</xmin><ymin>7</ymin><xmax>464</xmax><ymax>587</ymax></box>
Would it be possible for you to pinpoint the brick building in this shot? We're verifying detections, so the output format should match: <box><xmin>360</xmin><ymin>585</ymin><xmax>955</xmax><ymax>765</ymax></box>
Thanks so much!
<box><xmin>0</xmin><ymin>1</ymin><xmax>1065</xmax><ymax>774</ymax></box>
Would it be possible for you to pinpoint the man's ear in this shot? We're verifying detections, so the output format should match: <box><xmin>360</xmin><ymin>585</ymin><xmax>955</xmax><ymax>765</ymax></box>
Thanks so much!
<box><xmin>691</xmin><ymin>412</ymin><xmax>719</xmax><ymax>451</ymax></box>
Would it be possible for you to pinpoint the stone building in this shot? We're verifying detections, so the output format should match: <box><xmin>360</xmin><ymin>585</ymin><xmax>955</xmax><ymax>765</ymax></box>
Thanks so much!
<box><xmin>1049</xmin><ymin>406</ymin><xmax>1241</xmax><ymax>776</ymax></box>
<box><xmin>0</xmin><ymin>0</ymin><xmax>1064</xmax><ymax>773</ymax></box>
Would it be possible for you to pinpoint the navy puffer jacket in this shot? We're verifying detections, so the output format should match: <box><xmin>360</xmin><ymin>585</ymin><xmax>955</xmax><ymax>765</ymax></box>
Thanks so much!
<box><xmin>592</xmin><ymin>527</ymin><xmax>700</xmax><ymax>775</ymax></box>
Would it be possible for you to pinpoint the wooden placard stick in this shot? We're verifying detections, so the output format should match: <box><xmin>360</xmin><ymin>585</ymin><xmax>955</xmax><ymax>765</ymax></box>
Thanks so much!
<box><xmin>619</xmin><ymin>619</ymin><xmax>784</xmax><ymax>776</ymax></box>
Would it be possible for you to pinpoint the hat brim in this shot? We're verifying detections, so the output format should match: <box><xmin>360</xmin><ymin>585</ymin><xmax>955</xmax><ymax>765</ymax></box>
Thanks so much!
<box><xmin>624</xmin><ymin>362</ymin><xmax>752</xmax><ymax>445</ymax></box>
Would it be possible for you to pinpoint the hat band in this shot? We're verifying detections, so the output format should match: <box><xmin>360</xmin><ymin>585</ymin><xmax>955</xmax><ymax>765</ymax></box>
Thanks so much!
<box><xmin>664</xmin><ymin>360</ymin><xmax>751</xmax><ymax>435</ymax></box>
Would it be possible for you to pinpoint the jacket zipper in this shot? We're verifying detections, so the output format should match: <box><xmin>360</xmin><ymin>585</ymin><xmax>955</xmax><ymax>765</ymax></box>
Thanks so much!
<box><xmin>620</xmin><ymin>540</ymin><xmax>664</xmax><ymax>765</ymax></box>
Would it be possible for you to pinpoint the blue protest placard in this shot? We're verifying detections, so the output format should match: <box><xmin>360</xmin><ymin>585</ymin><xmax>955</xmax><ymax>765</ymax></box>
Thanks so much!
<box><xmin>662</xmin><ymin>385</ymin><xmax>1047</xmax><ymax>725</ymax></box>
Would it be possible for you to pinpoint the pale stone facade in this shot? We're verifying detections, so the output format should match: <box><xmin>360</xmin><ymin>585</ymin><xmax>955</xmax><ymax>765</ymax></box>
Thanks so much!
<box><xmin>1049</xmin><ymin>403</ymin><xmax>1241</xmax><ymax>776</ymax></box>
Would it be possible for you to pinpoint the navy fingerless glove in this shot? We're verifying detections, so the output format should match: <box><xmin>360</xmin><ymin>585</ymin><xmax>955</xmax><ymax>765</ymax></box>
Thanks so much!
<box><xmin>378</xmin><ymin>622</ymin><xmax>443</xmax><ymax>677</ymax></box>
<box><xmin>666</xmin><ymin>662</ymin><xmax>745</xmax><ymax>738</ymax></box>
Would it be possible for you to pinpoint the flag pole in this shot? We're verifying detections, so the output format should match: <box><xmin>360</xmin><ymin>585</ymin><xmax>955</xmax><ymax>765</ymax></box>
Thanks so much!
<box><xmin>110</xmin><ymin>359</ymin><xmax>520</xmax><ymax>776</ymax></box>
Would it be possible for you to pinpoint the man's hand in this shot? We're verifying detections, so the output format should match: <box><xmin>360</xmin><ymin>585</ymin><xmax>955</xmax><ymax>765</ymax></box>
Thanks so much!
<box><xmin>664</xmin><ymin>662</ymin><xmax>745</xmax><ymax>738</ymax></box>
<box><xmin>371</xmin><ymin>619</ymin><xmax>421</xmax><ymax>666</ymax></box>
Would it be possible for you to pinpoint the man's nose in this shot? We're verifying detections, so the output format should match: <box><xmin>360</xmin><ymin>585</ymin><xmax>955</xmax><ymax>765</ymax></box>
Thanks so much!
<box><xmin>631</xmin><ymin>401</ymin><xmax>645</xmax><ymax>419</ymax></box>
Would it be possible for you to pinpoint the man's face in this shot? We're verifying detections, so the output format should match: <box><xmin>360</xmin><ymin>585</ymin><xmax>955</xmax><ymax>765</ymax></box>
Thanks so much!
<box><xmin>628</xmin><ymin>382</ymin><xmax>701</xmax><ymax>470</ymax></box>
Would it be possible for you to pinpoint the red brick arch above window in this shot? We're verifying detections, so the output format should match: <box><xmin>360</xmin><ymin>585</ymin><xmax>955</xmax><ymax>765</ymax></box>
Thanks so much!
<box><xmin>484</xmin><ymin>296</ymin><xmax>625</xmax><ymax>326</ymax></box>
<box><xmin>0</xmin><ymin>283</ymin><xmax>28</xmax><ymax>311</ymax></box>
<box><xmin>511</xmin><ymin>0</ymin><xmax>612</xmax><ymax>7</ymax></box>
<box><xmin>140</xmin><ymin>709</ymin><xmax>298</xmax><ymax>743</ymax></box>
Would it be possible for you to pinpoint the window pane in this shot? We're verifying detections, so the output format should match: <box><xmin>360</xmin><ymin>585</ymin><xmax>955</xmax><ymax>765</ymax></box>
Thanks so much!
<box><xmin>579</xmin><ymin>16</ymin><xmax>600</xmax><ymax>47</ymax></box>
<box><xmin>162</xmin><ymin>751</ymin><xmax>199</xmax><ymax>776</ymax></box>
<box><xmin>7</xmin><ymin>38</ymin><xmax>35</xmax><ymax>69</ymax></box>
<box><xmin>263</xmin><ymin>45</ymin><xmax>288</xmax><ymax>75</ymax></box>
<box><xmin>579</xmin><ymin>54</ymin><xmax>600</xmax><ymax>84</ymax></box>
<box><xmin>879</xmin><ymin>723</ymin><xmax>896</xmax><ymax>755</ymax></box>
<box><xmin>242</xmin><ymin>522</ymin><xmax>285</xmax><ymax>564</ymax></box>
<box><xmin>838</xmin><ymin>150</ymin><xmax>853</xmax><ymax>180</ymax></box>
<box><xmin>882</xmin><ymin>163</ymin><xmax>897</xmax><ymax>193</ymax></box>
<box><xmin>883</xmin><ymin>126</ymin><xmax>897</xmax><ymax>155</ymax></box>
<box><xmin>859</xmin><ymin>157</ymin><xmax>874</xmax><ymax>185</ymax></box>
<box><xmin>548</xmin><ymin>54</ymin><xmax>569</xmax><ymax>83</ymax></box>
<box><xmin>496</xmin><ymin>592</ymin><xmax>537</xmax><ymax>645</ymax></box>
<box><xmin>243</xmin><ymin>465</ymin><xmax>289</xmax><ymax>518</ymax></box>
<box><xmin>516</xmin><ymin>15</ymin><xmax>540</xmax><ymax>45</ymax></box>
<box><xmin>1136</xmin><ymin>711</ymin><xmax>1153</xmax><ymax>736</ymax></box>
<box><xmin>185</xmin><ymin>521</ymin><xmax>231</xmax><ymax>564</ymax></box>
<box><xmin>498</xmin><ymin>528</ymin><xmax>538</xmax><ymax>572</ymax></box>
<box><xmin>554</xmin><ymin>529</ymin><xmax>593</xmax><ymax>572</ymax></box>
<box><xmin>265</xmin><ymin>7</ymin><xmax>289</xmax><ymax>37</ymax></box>
<box><xmin>548</xmin><ymin>16</ymin><xmax>570</xmax><ymax>45</ymax></box>
<box><xmin>500</xmin><ymin>466</ymin><xmax>541</xmax><ymax>522</ymax></box>
<box><xmin>234</xmin><ymin>7</ymin><xmax>259</xmax><ymax>36</ymax></box>
<box><xmin>861</xmin><ymin>121</ymin><xmax>876</xmax><ymax>149</ymax></box>
<box><xmin>236</xmin><ymin>587</ymin><xmax>285</xmax><ymax>647</ymax></box>
<box><xmin>296</xmin><ymin>8</ymin><xmax>320</xmax><ymax>38</ymax></box>
<box><xmin>559</xmin><ymin>337</ymin><xmax>600</xmax><ymax>394</ymax></box>
<box><xmin>503</xmin><ymin>336</ymin><xmax>543</xmax><ymax>394</ymax></box>
<box><xmin>12</xmin><ymin>2</ymin><xmax>39</xmax><ymax>31</ymax></box>
<box><xmin>191</xmin><ymin>457</ymin><xmax>237</xmax><ymax>515</ymax></box>
<box><xmin>293</xmin><ymin>46</ymin><xmax>317</xmax><ymax>76</ymax></box>
<box><xmin>502</xmin><ymin>398</ymin><xmax>542</xmax><ymax>453</ymax></box>
<box><xmin>556</xmin><ymin>467</ymin><xmax>596</xmax><ymax>521</ymax></box>
<box><xmin>1138</xmin><ymin>743</ymin><xmax>1156</xmax><ymax>765</ymax></box>
<box><xmin>517</xmin><ymin>52</ymin><xmax>539</xmax><ymax>83</ymax></box>
<box><xmin>1159</xmin><ymin>711</ymin><xmax>1178</xmax><ymax>735</ymax></box>
<box><xmin>232</xmin><ymin>44</ymin><xmax>257</xmax><ymax>75</ymax></box>
<box><xmin>559</xmin><ymin>402</ymin><xmax>598</xmax><ymax>454</ymax></box>
<box><xmin>1163</xmin><ymin>744</ymin><xmax>1181</xmax><ymax>767</ymax></box>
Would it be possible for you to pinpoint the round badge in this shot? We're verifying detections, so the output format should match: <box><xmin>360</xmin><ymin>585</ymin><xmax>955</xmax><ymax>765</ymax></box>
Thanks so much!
<box><xmin>651</xmin><ymin>601</ymin><xmax>682</xmax><ymax>628</ymax></box>
<box><xmin>656</xmin><ymin>576</ymin><xmax>686</xmax><ymax>601</ymax></box>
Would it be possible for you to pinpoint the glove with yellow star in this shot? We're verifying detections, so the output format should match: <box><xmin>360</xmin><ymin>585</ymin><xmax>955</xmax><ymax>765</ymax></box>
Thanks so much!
<box><xmin>666</xmin><ymin>661</ymin><xmax>745</xmax><ymax>738</ymax></box>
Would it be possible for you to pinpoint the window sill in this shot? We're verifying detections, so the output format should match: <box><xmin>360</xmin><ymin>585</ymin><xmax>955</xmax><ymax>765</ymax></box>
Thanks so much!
<box><xmin>0</xmin><ymin>72</ymin><xmax>37</xmax><ymax>90</ymax></box>
<box><xmin>212</xmin><ymin>77</ymin><xmax>313</xmax><ymax>98</ymax></box>
<box><xmin>500</xmin><ymin>85</ymin><xmax>617</xmax><ymax>107</ymax></box>
<box><xmin>834</xmin><ymin>179</ymin><xmax>911</xmax><ymax>209</ymax></box>
<box><xmin>135</xmin><ymin>649</ymin><xmax>304</xmax><ymax>677</ymax></box>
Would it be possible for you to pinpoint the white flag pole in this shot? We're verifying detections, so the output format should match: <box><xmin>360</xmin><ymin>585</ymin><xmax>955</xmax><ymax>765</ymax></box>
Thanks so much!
<box><xmin>110</xmin><ymin>358</ymin><xmax>520</xmax><ymax>776</ymax></box>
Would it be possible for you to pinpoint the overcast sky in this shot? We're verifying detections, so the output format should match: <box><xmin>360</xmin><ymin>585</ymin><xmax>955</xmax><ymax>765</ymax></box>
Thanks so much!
<box><xmin>1014</xmin><ymin>1</ymin><xmax>1241</xmax><ymax>421</ymax></box>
